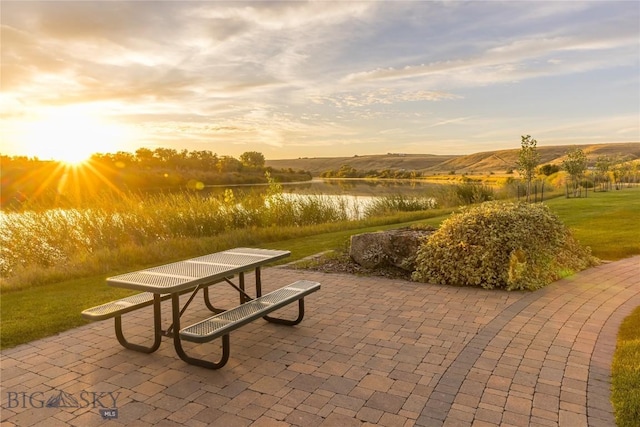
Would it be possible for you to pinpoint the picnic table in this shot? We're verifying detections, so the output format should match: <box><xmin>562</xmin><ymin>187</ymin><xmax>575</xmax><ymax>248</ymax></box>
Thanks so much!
<box><xmin>82</xmin><ymin>248</ymin><xmax>320</xmax><ymax>369</ymax></box>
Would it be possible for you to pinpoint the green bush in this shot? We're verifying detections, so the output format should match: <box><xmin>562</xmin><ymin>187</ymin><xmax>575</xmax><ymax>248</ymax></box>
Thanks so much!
<box><xmin>411</xmin><ymin>201</ymin><xmax>598</xmax><ymax>290</ymax></box>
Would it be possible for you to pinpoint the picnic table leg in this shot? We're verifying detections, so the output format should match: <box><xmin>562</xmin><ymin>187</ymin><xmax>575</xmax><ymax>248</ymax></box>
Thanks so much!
<box><xmin>170</xmin><ymin>293</ymin><xmax>230</xmax><ymax>369</ymax></box>
<box><xmin>254</xmin><ymin>267</ymin><xmax>306</xmax><ymax>325</ymax></box>
<box><xmin>239</xmin><ymin>272</ymin><xmax>247</xmax><ymax>304</ymax></box>
<box><xmin>255</xmin><ymin>267</ymin><xmax>262</xmax><ymax>296</ymax></box>
<box><xmin>114</xmin><ymin>294</ymin><xmax>162</xmax><ymax>353</ymax></box>
<box><xmin>203</xmin><ymin>287</ymin><xmax>225</xmax><ymax>314</ymax></box>
<box><xmin>263</xmin><ymin>299</ymin><xmax>306</xmax><ymax>326</ymax></box>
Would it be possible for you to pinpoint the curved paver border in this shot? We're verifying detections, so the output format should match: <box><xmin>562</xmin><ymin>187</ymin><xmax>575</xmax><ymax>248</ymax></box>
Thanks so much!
<box><xmin>416</xmin><ymin>257</ymin><xmax>640</xmax><ymax>427</ymax></box>
<box><xmin>587</xmin><ymin>260</ymin><xmax>640</xmax><ymax>427</ymax></box>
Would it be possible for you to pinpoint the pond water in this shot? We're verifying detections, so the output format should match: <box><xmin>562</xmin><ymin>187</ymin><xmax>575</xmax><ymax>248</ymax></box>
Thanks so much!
<box><xmin>204</xmin><ymin>178</ymin><xmax>444</xmax><ymax>197</ymax></box>
<box><xmin>203</xmin><ymin>178</ymin><xmax>444</xmax><ymax>218</ymax></box>
<box><xmin>281</xmin><ymin>178</ymin><xmax>444</xmax><ymax>196</ymax></box>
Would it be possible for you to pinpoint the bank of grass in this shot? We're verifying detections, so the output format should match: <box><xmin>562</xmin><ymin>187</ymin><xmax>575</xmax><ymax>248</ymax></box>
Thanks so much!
<box><xmin>0</xmin><ymin>208</ymin><xmax>451</xmax><ymax>348</ymax></box>
<box><xmin>612</xmin><ymin>306</ymin><xmax>640</xmax><ymax>427</ymax></box>
<box><xmin>2</xmin><ymin>188</ymin><xmax>638</xmax><ymax>350</ymax></box>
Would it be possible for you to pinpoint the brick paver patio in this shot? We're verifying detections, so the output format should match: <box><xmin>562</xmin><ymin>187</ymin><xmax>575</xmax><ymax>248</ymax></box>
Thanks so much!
<box><xmin>1</xmin><ymin>256</ymin><xmax>638</xmax><ymax>426</ymax></box>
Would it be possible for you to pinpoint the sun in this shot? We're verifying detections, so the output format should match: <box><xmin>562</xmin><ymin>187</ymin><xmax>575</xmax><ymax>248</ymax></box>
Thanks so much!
<box><xmin>19</xmin><ymin>106</ymin><xmax>134</xmax><ymax>165</ymax></box>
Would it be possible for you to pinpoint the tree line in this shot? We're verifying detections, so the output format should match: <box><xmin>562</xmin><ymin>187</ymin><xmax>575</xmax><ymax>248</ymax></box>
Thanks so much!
<box><xmin>320</xmin><ymin>165</ymin><xmax>423</xmax><ymax>179</ymax></box>
<box><xmin>1</xmin><ymin>149</ymin><xmax>312</xmax><ymax>210</ymax></box>
<box><xmin>89</xmin><ymin>148</ymin><xmax>269</xmax><ymax>173</ymax></box>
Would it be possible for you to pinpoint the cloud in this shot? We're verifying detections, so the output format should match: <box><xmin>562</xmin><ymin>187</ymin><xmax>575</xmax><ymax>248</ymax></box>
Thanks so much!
<box><xmin>426</xmin><ymin>117</ymin><xmax>474</xmax><ymax>128</ymax></box>
<box><xmin>1</xmin><ymin>1</ymin><xmax>637</xmax><ymax>159</ymax></box>
<box><xmin>2</xmin><ymin>1</ymin><xmax>379</xmax><ymax>106</ymax></box>
<box><xmin>342</xmin><ymin>2</ymin><xmax>639</xmax><ymax>89</ymax></box>
<box><xmin>311</xmin><ymin>88</ymin><xmax>460</xmax><ymax>109</ymax></box>
<box><xmin>343</xmin><ymin>31</ymin><xmax>638</xmax><ymax>87</ymax></box>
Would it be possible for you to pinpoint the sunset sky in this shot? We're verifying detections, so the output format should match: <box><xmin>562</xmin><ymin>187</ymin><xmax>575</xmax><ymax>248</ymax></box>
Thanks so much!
<box><xmin>1</xmin><ymin>1</ymin><xmax>639</xmax><ymax>162</ymax></box>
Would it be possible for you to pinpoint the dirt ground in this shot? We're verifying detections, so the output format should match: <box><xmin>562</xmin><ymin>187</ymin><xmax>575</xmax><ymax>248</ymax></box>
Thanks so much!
<box><xmin>284</xmin><ymin>249</ymin><xmax>413</xmax><ymax>281</ymax></box>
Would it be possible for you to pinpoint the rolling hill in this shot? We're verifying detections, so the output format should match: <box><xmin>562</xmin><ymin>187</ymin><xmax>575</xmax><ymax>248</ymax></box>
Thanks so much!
<box><xmin>266</xmin><ymin>142</ymin><xmax>640</xmax><ymax>176</ymax></box>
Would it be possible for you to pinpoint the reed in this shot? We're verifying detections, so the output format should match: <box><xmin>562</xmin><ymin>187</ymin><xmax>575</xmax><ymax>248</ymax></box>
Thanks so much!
<box><xmin>2</xmin><ymin>172</ymin><xmax>456</xmax><ymax>291</ymax></box>
<box><xmin>6</xmin><ymin>174</ymin><xmax>454</xmax><ymax>286</ymax></box>
<box><xmin>3</xmin><ymin>180</ymin><xmax>631</xmax><ymax>290</ymax></box>
<box><xmin>364</xmin><ymin>194</ymin><xmax>436</xmax><ymax>216</ymax></box>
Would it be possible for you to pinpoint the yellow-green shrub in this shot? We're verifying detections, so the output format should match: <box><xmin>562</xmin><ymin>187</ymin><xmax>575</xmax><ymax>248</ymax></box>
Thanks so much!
<box><xmin>411</xmin><ymin>201</ymin><xmax>598</xmax><ymax>290</ymax></box>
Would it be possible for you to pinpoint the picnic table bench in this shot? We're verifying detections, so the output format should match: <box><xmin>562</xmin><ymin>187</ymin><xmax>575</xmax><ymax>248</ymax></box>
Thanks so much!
<box><xmin>82</xmin><ymin>248</ymin><xmax>320</xmax><ymax>369</ymax></box>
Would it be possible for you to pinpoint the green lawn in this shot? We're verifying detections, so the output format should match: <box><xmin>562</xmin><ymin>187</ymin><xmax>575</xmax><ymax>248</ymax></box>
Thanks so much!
<box><xmin>612</xmin><ymin>306</ymin><xmax>640</xmax><ymax>427</ymax></box>
<box><xmin>0</xmin><ymin>210</ymin><xmax>448</xmax><ymax>349</ymax></box>
<box><xmin>0</xmin><ymin>276</ymin><xmax>135</xmax><ymax>348</ymax></box>
<box><xmin>544</xmin><ymin>188</ymin><xmax>640</xmax><ymax>260</ymax></box>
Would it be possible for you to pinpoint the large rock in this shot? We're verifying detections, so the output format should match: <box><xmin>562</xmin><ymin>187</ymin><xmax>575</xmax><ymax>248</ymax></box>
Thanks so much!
<box><xmin>349</xmin><ymin>227</ymin><xmax>435</xmax><ymax>271</ymax></box>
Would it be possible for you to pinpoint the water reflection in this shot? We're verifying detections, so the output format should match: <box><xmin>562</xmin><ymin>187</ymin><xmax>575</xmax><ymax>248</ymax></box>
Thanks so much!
<box><xmin>203</xmin><ymin>178</ymin><xmax>442</xmax><ymax>197</ymax></box>
<box><xmin>192</xmin><ymin>178</ymin><xmax>444</xmax><ymax>220</ymax></box>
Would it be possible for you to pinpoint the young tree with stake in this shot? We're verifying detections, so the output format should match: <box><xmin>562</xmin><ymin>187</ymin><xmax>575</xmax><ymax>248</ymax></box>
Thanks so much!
<box><xmin>517</xmin><ymin>135</ymin><xmax>540</xmax><ymax>202</ymax></box>
<box><xmin>562</xmin><ymin>147</ymin><xmax>588</xmax><ymax>197</ymax></box>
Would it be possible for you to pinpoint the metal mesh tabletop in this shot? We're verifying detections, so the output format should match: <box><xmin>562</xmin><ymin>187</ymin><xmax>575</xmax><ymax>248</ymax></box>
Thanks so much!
<box><xmin>107</xmin><ymin>248</ymin><xmax>290</xmax><ymax>293</ymax></box>
<box><xmin>146</xmin><ymin>261</ymin><xmax>234</xmax><ymax>278</ymax></box>
<box><xmin>189</xmin><ymin>248</ymin><xmax>289</xmax><ymax>267</ymax></box>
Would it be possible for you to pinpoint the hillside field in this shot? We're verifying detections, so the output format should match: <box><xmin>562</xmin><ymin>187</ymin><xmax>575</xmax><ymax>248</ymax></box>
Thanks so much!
<box><xmin>266</xmin><ymin>142</ymin><xmax>640</xmax><ymax>176</ymax></box>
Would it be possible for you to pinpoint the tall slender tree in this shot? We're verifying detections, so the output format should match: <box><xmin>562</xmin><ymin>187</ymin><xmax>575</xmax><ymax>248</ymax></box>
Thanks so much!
<box><xmin>516</xmin><ymin>135</ymin><xmax>540</xmax><ymax>202</ymax></box>
<box><xmin>562</xmin><ymin>147</ymin><xmax>587</xmax><ymax>196</ymax></box>
<box><xmin>595</xmin><ymin>155</ymin><xmax>612</xmax><ymax>191</ymax></box>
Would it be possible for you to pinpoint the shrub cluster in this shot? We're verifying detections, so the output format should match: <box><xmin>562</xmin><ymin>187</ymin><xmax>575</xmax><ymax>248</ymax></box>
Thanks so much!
<box><xmin>411</xmin><ymin>201</ymin><xmax>598</xmax><ymax>291</ymax></box>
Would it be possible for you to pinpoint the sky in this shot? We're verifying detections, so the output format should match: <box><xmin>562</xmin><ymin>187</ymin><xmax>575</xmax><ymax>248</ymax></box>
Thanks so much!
<box><xmin>1</xmin><ymin>1</ymin><xmax>639</xmax><ymax>162</ymax></box>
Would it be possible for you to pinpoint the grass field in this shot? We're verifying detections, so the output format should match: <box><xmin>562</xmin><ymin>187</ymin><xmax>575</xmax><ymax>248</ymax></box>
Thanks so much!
<box><xmin>544</xmin><ymin>187</ymin><xmax>640</xmax><ymax>260</ymax></box>
<box><xmin>612</xmin><ymin>306</ymin><xmax>640</xmax><ymax>427</ymax></box>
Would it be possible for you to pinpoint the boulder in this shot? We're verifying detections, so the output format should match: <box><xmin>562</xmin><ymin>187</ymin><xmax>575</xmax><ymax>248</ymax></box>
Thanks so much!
<box><xmin>349</xmin><ymin>227</ymin><xmax>435</xmax><ymax>271</ymax></box>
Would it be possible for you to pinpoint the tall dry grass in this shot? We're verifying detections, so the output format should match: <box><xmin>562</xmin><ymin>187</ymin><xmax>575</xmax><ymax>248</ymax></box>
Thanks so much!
<box><xmin>1</xmin><ymin>178</ymin><xmax>538</xmax><ymax>290</ymax></box>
